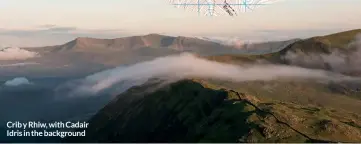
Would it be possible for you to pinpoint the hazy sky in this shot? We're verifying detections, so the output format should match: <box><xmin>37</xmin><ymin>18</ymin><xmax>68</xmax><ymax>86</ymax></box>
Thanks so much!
<box><xmin>0</xmin><ymin>0</ymin><xmax>361</xmax><ymax>47</ymax></box>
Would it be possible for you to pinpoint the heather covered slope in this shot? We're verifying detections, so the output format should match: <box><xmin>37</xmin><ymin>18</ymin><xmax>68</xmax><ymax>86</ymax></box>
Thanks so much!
<box><xmin>66</xmin><ymin>80</ymin><xmax>361</xmax><ymax>143</ymax></box>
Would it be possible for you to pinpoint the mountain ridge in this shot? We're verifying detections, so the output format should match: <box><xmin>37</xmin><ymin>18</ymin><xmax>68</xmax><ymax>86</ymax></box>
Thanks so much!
<box><xmin>26</xmin><ymin>33</ymin><xmax>232</xmax><ymax>53</ymax></box>
<box><xmin>65</xmin><ymin>79</ymin><xmax>361</xmax><ymax>143</ymax></box>
<box><xmin>20</xmin><ymin>29</ymin><xmax>361</xmax><ymax>53</ymax></box>
<box><xmin>23</xmin><ymin>33</ymin><xmax>300</xmax><ymax>56</ymax></box>
<box><xmin>206</xmin><ymin>29</ymin><xmax>361</xmax><ymax>75</ymax></box>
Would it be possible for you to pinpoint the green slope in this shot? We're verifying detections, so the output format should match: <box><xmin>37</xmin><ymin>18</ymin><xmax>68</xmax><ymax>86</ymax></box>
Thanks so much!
<box><xmin>205</xmin><ymin>29</ymin><xmax>361</xmax><ymax>105</ymax></box>
<box><xmin>281</xmin><ymin>29</ymin><xmax>361</xmax><ymax>54</ymax></box>
<box><xmin>207</xmin><ymin>29</ymin><xmax>361</xmax><ymax>64</ymax></box>
<box><xmin>66</xmin><ymin>80</ymin><xmax>361</xmax><ymax>143</ymax></box>
<box><xmin>202</xmin><ymin>80</ymin><xmax>361</xmax><ymax>114</ymax></box>
<box><xmin>317</xmin><ymin>29</ymin><xmax>361</xmax><ymax>48</ymax></box>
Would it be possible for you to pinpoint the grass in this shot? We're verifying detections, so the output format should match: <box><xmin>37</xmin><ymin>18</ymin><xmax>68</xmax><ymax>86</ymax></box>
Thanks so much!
<box><xmin>199</xmin><ymin>29</ymin><xmax>361</xmax><ymax>115</ymax></box>
<box><xmin>202</xmin><ymin>80</ymin><xmax>361</xmax><ymax>115</ymax></box>
<box><xmin>67</xmin><ymin>79</ymin><xmax>361</xmax><ymax>143</ymax></box>
<box><xmin>317</xmin><ymin>29</ymin><xmax>361</xmax><ymax>49</ymax></box>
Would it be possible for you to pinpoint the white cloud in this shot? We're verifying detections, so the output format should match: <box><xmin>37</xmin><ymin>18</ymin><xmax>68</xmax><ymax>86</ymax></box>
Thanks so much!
<box><xmin>4</xmin><ymin>77</ymin><xmax>32</xmax><ymax>86</ymax></box>
<box><xmin>0</xmin><ymin>62</ymin><xmax>39</xmax><ymax>67</ymax></box>
<box><xmin>0</xmin><ymin>47</ymin><xmax>39</xmax><ymax>60</ymax></box>
<box><xmin>65</xmin><ymin>53</ymin><xmax>358</xmax><ymax>96</ymax></box>
<box><xmin>283</xmin><ymin>33</ymin><xmax>361</xmax><ymax>74</ymax></box>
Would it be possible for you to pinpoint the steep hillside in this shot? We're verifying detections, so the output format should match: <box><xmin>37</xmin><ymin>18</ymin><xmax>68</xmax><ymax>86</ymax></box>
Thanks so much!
<box><xmin>196</xmin><ymin>37</ymin><xmax>299</xmax><ymax>54</ymax></box>
<box><xmin>203</xmin><ymin>30</ymin><xmax>361</xmax><ymax>120</ymax></box>
<box><xmin>273</xmin><ymin>29</ymin><xmax>361</xmax><ymax>56</ymax></box>
<box><xmin>66</xmin><ymin>79</ymin><xmax>361</xmax><ymax>143</ymax></box>
<box><xmin>239</xmin><ymin>39</ymin><xmax>301</xmax><ymax>54</ymax></box>
<box><xmin>12</xmin><ymin>34</ymin><xmax>238</xmax><ymax>77</ymax></box>
<box><xmin>208</xmin><ymin>29</ymin><xmax>361</xmax><ymax>75</ymax></box>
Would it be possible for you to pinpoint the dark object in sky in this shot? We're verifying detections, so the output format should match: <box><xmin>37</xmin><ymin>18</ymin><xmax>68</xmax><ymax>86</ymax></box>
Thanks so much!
<box><xmin>223</xmin><ymin>0</ymin><xmax>237</xmax><ymax>16</ymax></box>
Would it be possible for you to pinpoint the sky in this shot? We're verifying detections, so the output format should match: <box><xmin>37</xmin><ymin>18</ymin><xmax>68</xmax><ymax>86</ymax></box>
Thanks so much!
<box><xmin>0</xmin><ymin>0</ymin><xmax>360</xmax><ymax>47</ymax></box>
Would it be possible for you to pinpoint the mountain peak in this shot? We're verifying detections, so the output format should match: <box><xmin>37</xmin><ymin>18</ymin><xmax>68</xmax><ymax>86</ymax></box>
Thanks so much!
<box><xmin>75</xmin><ymin>37</ymin><xmax>91</xmax><ymax>41</ymax></box>
<box><xmin>74</xmin><ymin>37</ymin><xmax>106</xmax><ymax>43</ymax></box>
<box><xmin>144</xmin><ymin>33</ymin><xmax>168</xmax><ymax>37</ymax></box>
<box><xmin>59</xmin><ymin>34</ymin><xmax>176</xmax><ymax>51</ymax></box>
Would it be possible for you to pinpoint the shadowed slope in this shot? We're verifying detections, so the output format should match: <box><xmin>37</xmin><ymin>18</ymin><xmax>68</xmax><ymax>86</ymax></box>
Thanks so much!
<box><xmin>66</xmin><ymin>79</ymin><xmax>361</xmax><ymax>143</ymax></box>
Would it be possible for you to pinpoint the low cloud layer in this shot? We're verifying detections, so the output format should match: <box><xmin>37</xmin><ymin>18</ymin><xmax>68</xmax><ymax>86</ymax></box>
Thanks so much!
<box><xmin>63</xmin><ymin>53</ymin><xmax>358</xmax><ymax>96</ymax></box>
<box><xmin>0</xmin><ymin>47</ymin><xmax>39</xmax><ymax>60</ymax></box>
<box><xmin>4</xmin><ymin>77</ymin><xmax>32</xmax><ymax>86</ymax></box>
<box><xmin>283</xmin><ymin>34</ymin><xmax>361</xmax><ymax>75</ymax></box>
<box><xmin>0</xmin><ymin>62</ymin><xmax>39</xmax><ymax>67</ymax></box>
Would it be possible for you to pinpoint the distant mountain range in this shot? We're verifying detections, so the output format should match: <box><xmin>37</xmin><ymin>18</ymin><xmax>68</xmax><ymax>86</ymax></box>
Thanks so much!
<box><xmin>20</xmin><ymin>34</ymin><xmax>291</xmax><ymax>57</ymax></box>
<box><xmin>0</xmin><ymin>29</ymin><xmax>360</xmax><ymax>78</ymax></box>
<box><xmin>26</xmin><ymin>34</ymin><xmax>236</xmax><ymax>54</ymax></box>
<box><xmin>0</xmin><ymin>33</ymin><xmax>298</xmax><ymax>77</ymax></box>
<box><xmin>26</xmin><ymin>34</ymin><xmax>299</xmax><ymax>55</ymax></box>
